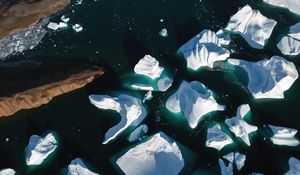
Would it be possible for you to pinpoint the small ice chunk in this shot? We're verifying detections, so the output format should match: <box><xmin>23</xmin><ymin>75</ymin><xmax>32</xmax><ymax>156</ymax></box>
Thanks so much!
<box><xmin>47</xmin><ymin>22</ymin><xmax>60</xmax><ymax>30</ymax></box>
<box><xmin>134</xmin><ymin>55</ymin><xmax>164</xmax><ymax>80</ymax></box>
<box><xmin>166</xmin><ymin>81</ymin><xmax>225</xmax><ymax>129</ymax></box>
<box><xmin>58</xmin><ymin>22</ymin><xmax>68</xmax><ymax>28</ymax></box>
<box><xmin>269</xmin><ymin>125</ymin><xmax>299</xmax><ymax>146</ymax></box>
<box><xmin>235</xmin><ymin>153</ymin><xmax>246</xmax><ymax>171</ymax></box>
<box><xmin>127</xmin><ymin>124</ymin><xmax>148</xmax><ymax>142</ymax></box>
<box><xmin>205</xmin><ymin>124</ymin><xmax>234</xmax><ymax>151</ymax></box>
<box><xmin>131</xmin><ymin>84</ymin><xmax>154</xmax><ymax>91</ymax></box>
<box><xmin>25</xmin><ymin>132</ymin><xmax>58</xmax><ymax>166</ymax></box>
<box><xmin>0</xmin><ymin>169</ymin><xmax>15</xmax><ymax>175</ymax></box>
<box><xmin>228</xmin><ymin>56</ymin><xmax>298</xmax><ymax>99</ymax></box>
<box><xmin>116</xmin><ymin>132</ymin><xmax>184</xmax><ymax>175</ymax></box>
<box><xmin>225</xmin><ymin>5</ymin><xmax>277</xmax><ymax>49</ymax></box>
<box><xmin>285</xmin><ymin>157</ymin><xmax>300</xmax><ymax>175</ymax></box>
<box><xmin>263</xmin><ymin>0</ymin><xmax>300</xmax><ymax>15</ymax></box>
<box><xmin>223</xmin><ymin>152</ymin><xmax>234</xmax><ymax>163</ymax></box>
<box><xmin>61</xmin><ymin>15</ymin><xmax>70</xmax><ymax>23</ymax></box>
<box><xmin>143</xmin><ymin>91</ymin><xmax>153</xmax><ymax>103</ymax></box>
<box><xmin>72</xmin><ymin>24</ymin><xmax>83</xmax><ymax>32</ymax></box>
<box><xmin>159</xmin><ymin>28</ymin><xmax>168</xmax><ymax>37</ymax></box>
<box><xmin>89</xmin><ymin>94</ymin><xmax>147</xmax><ymax>144</ymax></box>
<box><xmin>277</xmin><ymin>22</ymin><xmax>300</xmax><ymax>56</ymax></box>
<box><xmin>68</xmin><ymin>158</ymin><xmax>99</xmax><ymax>175</ymax></box>
<box><xmin>157</xmin><ymin>76</ymin><xmax>173</xmax><ymax>92</ymax></box>
<box><xmin>219</xmin><ymin>159</ymin><xmax>233</xmax><ymax>175</ymax></box>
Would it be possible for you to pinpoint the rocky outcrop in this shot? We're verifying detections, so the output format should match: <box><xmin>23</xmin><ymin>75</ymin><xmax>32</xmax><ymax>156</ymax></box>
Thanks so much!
<box><xmin>0</xmin><ymin>62</ymin><xmax>104</xmax><ymax>117</ymax></box>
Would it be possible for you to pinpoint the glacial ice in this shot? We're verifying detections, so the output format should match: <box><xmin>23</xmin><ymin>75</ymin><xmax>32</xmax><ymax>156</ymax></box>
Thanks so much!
<box><xmin>269</xmin><ymin>125</ymin><xmax>299</xmax><ymax>146</ymax></box>
<box><xmin>127</xmin><ymin>124</ymin><xmax>148</xmax><ymax>142</ymax></box>
<box><xmin>134</xmin><ymin>55</ymin><xmax>164</xmax><ymax>80</ymax></box>
<box><xmin>225</xmin><ymin>104</ymin><xmax>257</xmax><ymax>146</ymax></box>
<box><xmin>166</xmin><ymin>81</ymin><xmax>225</xmax><ymax>129</ymax></box>
<box><xmin>277</xmin><ymin>22</ymin><xmax>300</xmax><ymax>55</ymax></box>
<box><xmin>263</xmin><ymin>0</ymin><xmax>300</xmax><ymax>15</ymax></box>
<box><xmin>225</xmin><ymin>5</ymin><xmax>277</xmax><ymax>49</ymax></box>
<box><xmin>25</xmin><ymin>132</ymin><xmax>58</xmax><ymax>166</ymax></box>
<box><xmin>219</xmin><ymin>159</ymin><xmax>233</xmax><ymax>175</ymax></box>
<box><xmin>228</xmin><ymin>56</ymin><xmax>298</xmax><ymax>99</ymax></box>
<box><xmin>0</xmin><ymin>169</ymin><xmax>15</xmax><ymax>175</ymax></box>
<box><xmin>285</xmin><ymin>157</ymin><xmax>300</xmax><ymax>175</ymax></box>
<box><xmin>89</xmin><ymin>94</ymin><xmax>147</xmax><ymax>144</ymax></box>
<box><xmin>116</xmin><ymin>132</ymin><xmax>184</xmax><ymax>175</ymax></box>
<box><xmin>205</xmin><ymin>124</ymin><xmax>234</xmax><ymax>151</ymax></box>
<box><xmin>68</xmin><ymin>158</ymin><xmax>99</xmax><ymax>175</ymax></box>
<box><xmin>178</xmin><ymin>29</ymin><xmax>230</xmax><ymax>70</ymax></box>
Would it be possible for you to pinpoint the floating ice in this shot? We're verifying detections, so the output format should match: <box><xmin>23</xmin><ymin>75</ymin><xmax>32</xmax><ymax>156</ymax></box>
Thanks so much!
<box><xmin>157</xmin><ymin>76</ymin><xmax>173</xmax><ymax>92</ymax></box>
<box><xmin>143</xmin><ymin>91</ymin><xmax>153</xmax><ymax>102</ymax></box>
<box><xmin>228</xmin><ymin>56</ymin><xmax>298</xmax><ymax>99</ymax></box>
<box><xmin>68</xmin><ymin>158</ymin><xmax>99</xmax><ymax>175</ymax></box>
<box><xmin>235</xmin><ymin>153</ymin><xmax>246</xmax><ymax>171</ymax></box>
<box><xmin>269</xmin><ymin>125</ymin><xmax>299</xmax><ymax>146</ymax></box>
<box><xmin>116</xmin><ymin>132</ymin><xmax>184</xmax><ymax>175</ymax></box>
<box><xmin>285</xmin><ymin>157</ymin><xmax>300</xmax><ymax>175</ymax></box>
<box><xmin>61</xmin><ymin>15</ymin><xmax>70</xmax><ymax>23</ymax></box>
<box><xmin>277</xmin><ymin>22</ymin><xmax>300</xmax><ymax>55</ymax></box>
<box><xmin>25</xmin><ymin>132</ymin><xmax>58</xmax><ymax>166</ymax></box>
<box><xmin>72</xmin><ymin>24</ymin><xmax>83</xmax><ymax>32</ymax></box>
<box><xmin>263</xmin><ymin>0</ymin><xmax>300</xmax><ymax>15</ymax></box>
<box><xmin>89</xmin><ymin>94</ymin><xmax>147</xmax><ymax>144</ymax></box>
<box><xmin>223</xmin><ymin>152</ymin><xmax>235</xmax><ymax>163</ymax></box>
<box><xmin>131</xmin><ymin>84</ymin><xmax>154</xmax><ymax>91</ymax></box>
<box><xmin>159</xmin><ymin>28</ymin><xmax>168</xmax><ymax>37</ymax></box>
<box><xmin>47</xmin><ymin>22</ymin><xmax>60</xmax><ymax>30</ymax></box>
<box><xmin>58</xmin><ymin>22</ymin><xmax>68</xmax><ymax>28</ymax></box>
<box><xmin>127</xmin><ymin>124</ymin><xmax>148</xmax><ymax>142</ymax></box>
<box><xmin>134</xmin><ymin>55</ymin><xmax>164</xmax><ymax>80</ymax></box>
<box><xmin>219</xmin><ymin>159</ymin><xmax>233</xmax><ymax>175</ymax></box>
<box><xmin>166</xmin><ymin>81</ymin><xmax>225</xmax><ymax>129</ymax></box>
<box><xmin>0</xmin><ymin>169</ymin><xmax>15</xmax><ymax>175</ymax></box>
<box><xmin>205</xmin><ymin>124</ymin><xmax>234</xmax><ymax>151</ymax></box>
<box><xmin>179</xmin><ymin>29</ymin><xmax>230</xmax><ymax>70</ymax></box>
<box><xmin>225</xmin><ymin>104</ymin><xmax>257</xmax><ymax>146</ymax></box>
<box><xmin>225</xmin><ymin>5</ymin><xmax>277</xmax><ymax>49</ymax></box>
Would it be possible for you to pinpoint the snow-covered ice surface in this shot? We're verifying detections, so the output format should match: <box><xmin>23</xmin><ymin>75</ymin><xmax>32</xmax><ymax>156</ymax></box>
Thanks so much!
<box><xmin>25</xmin><ymin>132</ymin><xmax>58</xmax><ymax>166</ymax></box>
<box><xmin>89</xmin><ymin>94</ymin><xmax>147</xmax><ymax>144</ymax></box>
<box><xmin>205</xmin><ymin>124</ymin><xmax>234</xmax><ymax>151</ymax></box>
<box><xmin>134</xmin><ymin>55</ymin><xmax>164</xmax><ymax>80</ymax></box>
<box><xmin>116</xmin><ymin>132</ymin><xmax>184</xmax><ymax>175</ymax></box>
<box><xmin>268</xmin><ymin>125</ymin><xmax>299</xmax><ymax>146</ymax></box>
<box><xmin>228</xmin><ymin>56</ymin><xmax>298</xmax><ymax>99</ymax></box>
<box><xmin>0</xmin><ymin>169</ymin><xmax>15</xmax><ymax>175</ymax></box>
<box><xmin>179</xmin><ymin>29</ymin><xmax>230</xmax><ymax>70</ymax></box>
<box><xmin>263</xmin><ymin>0</ymin><xmax>300</xmax><ymax>15</ymax></box>
<box><xmin>68</xmin><ymin>158</ymin><xmax>99</xmax><ymax>175</ymax></box>
<box><xmin>284</xmin><ymin>157</ymin><xmax>300</xmax><ymax>175</ymax></box>
<box><xmin>277</xmin><ymin>22</ymin><xmax>300</xmax><ymax>55</ymax></box>
<box><xmin>127</xmin><ymin>124</ymin><xmax>148</xmax><ymax>142</ymax></box>
<box><xmin>166</xmin><ymin>81</ymin><xmax>225</xmax><ymax>128</ymax></box>
<box><xmin>225</xmin><ymin>5</ymin><xmax>277</xmax><ymax>49</ymax></box>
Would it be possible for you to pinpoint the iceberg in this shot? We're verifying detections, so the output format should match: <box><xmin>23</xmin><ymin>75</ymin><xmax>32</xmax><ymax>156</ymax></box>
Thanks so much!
<box><xmin>25</xmin><ymin>132</ymin><xmax>58</xmax><ymax>166</ymax></box>
<box><xmin>223</xmin><ymin>152</ymin><xmax>235</xmax><ymax>163</ymax></box>
<box><xmin>72</xmin><ymin>24</ymin><xmax>83</xmax><ymax>32</ymax></box>
<box><xmin>127</xmin><ymin>124</ymin><xmax>148</xmax><ymax>142</ymax></box>
<box><xmin>178</xmin><ymin>29</ymin><xmax>230</xmax><ymax>70</ymax></box>
<box><xmin>143</xmin><ymin>91</ymin><xmax>153</xmax><ymax>102</ymax></box>
<box><xmin>277</xmin><ymin>22</ymin><xmax>300</xmax><ymax>55</ymax></box>
<box><xmin>68</xmin><ymin>158</ymin><xmax>99</xmax><ymax>175</ymax></box>
<box><xmin>219</xmin><ymin>159</ymin><xmax>233</xmax><ymax>175</ymax></box>
<box><xmin>0</xmin><ymin>169</ymin><xmax>15</xmax><ymax>175</ymax></box>
<box><xmin>235</xmin><ymin>153</ymin><xmax>246</xmax><ymax>171</ymax></box>
<box><xmin>225</xmin><ymin>104</ymin><xmax>257</xmax><ymax>146</ymax></box>
<box><xmin>61</xmin><ymin>15</ymin><xmax>70</xmax><ymax>23</ymax></box>
<box><xmin>47</xmin><ymin>22</ymin><xmax>60</xmax><ymax>30</ymax></box>
<box><xmin>89</xmin><ymin>94</ymin><xmax>147</xmax><ymax>144</ymax></box>
<box><xmin>225</xmin><ymin>5</ymin><xmax>277</xmax><ymax>49</ymax></box>
<box><xmin>285</xmin><ymin>157</ymin><xmax>300</xmax><ymax>175</ymax></box>
<box><xmin>228</xmin><ymin>56</ymin><xmax>298</xmax><ymax>99</ymax></box>
<box><xmin>166</xmin><ymin>81</ymin><xmax>225</xmax><ymax>129</ymax></box>
<box><xmin>116</xmin><ymin>132</ymin><xmax>184</xmax><ymax>175</ymax></box>
<box><xmin>263</xmin><ymin>0</ymin><xmax>300</xmax><ymax>15</ymax></box>
<box><xmin>134</xmin><ymin>55</ymin><xmax>164</xmax><ymax>80</ymax></box>
<box><xmin>268</xmin><ymin>125</ymin><xmax>299</xmax><ymax>146</ymax></box>
<box><xmin>159</xmin><ymin>28</ymin><xmax>168</xmax><ymax>38</ymax></box>
<box><xmin>131</xmin><ymin>84</ymin><xmax>154</xmax><ymax>91</ymax></box>
<box><xmin>157</xmin><ymin>76</ymin><xmax>173</xmax><ymax>92</ymax></box>
<box><xmin>205</xmin><ymin>124</ymin><xmax>234</xmax><ymax>151</ymax></box>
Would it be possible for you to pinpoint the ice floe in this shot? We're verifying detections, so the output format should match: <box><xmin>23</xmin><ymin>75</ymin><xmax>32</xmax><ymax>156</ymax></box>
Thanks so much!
<box><xmin>68</xmin><ymin>158</ymin><xmax>99</xmax><ymax>175</ymax></box>
<box><xmin>225</xmin><ymin>104</ymin><xmax>257</xmax><ymax>146</ymax></box>
<box><xmin>178</xmin><ymin>29</ymin><xmax>230</xmax><ymax>70</ymax></box>
<box><xmin>225</xmin><ymin>5</ymin><xmax>277</xmax><ymax>49</ymax></box>
<box><xmin>205</xmin><ymin>124</ymin><xmax>234</xmax><ymax>151</ymax></box>
<box><xmin>157</xmin><ymin>76</ymin><xmax>173</xmax><ymax>92</ymax></box>
<box><xmin>166</xmin><ymin>81</ymin><xmax>225</xmax><ymax>129</ymax></box>
<box><xmin>268</xmin><ymin>125</ymin><xmax>299</xmax><ymax>146</ymax></box>
<box><xmin>89</xmin><ymin>94</ymin><xmax>147</xmax><ymax>144</ymax></box>
<box><xmin>263</xmin><ymin>0</ymin><xmax>300</xmax><ymax>15</ymax></box>
<box><xmin>116</xmin><ymin>132</ymin><xmax>184</xmax><ymax>175</ymax></box>
<box><xmin>25</xmin><ymin>132</ymin><xmax>58</xmax><ymax>166</ymax></box>
<box><xmin>159</xmin><ymin>28</ymin><xmax>168</xmax><ymax>37</ymax></box>
<box><xmin>0</xmin><ymin>169</ymin><xmax>15</xmax><ymax>175</ymax></box>
<box><xmin>127</xmin><ymin>124</ymin><xmax>148</xmax><ymax>142</ymax></box>
<box><xmin>228</xmin><ymin>56</ymin><xmax>298</xmax><ymax>99</ymax></box>
<box><xmin>134</xmin><ymin>55</ymin><xmax>164</xmax><ymax>80</ymax></box>
<box><xmin>277</xmin><ymin>22</ymin><xmax>300</xmax><ymax>55</ymax></box>
<box><xmin>285</xmin><ymin>157</ymin><xmax>300</xmax><ymax>175</ymax></box>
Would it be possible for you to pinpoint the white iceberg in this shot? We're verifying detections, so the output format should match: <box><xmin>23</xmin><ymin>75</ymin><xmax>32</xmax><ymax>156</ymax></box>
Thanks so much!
<box><xmin>263</xmin><ymin>0</ymin><xmax>300</xmax><ymax>15</ymax></box>
<box><xmin>0</xmin><ymin>169</ymin><xmax>15</xmax><ymax>175</ymax></box>
<box><xmin>269</xmin><ymin>125</ymin><xmax>299</xmax><ymax>146</ymax></box>
<box><xmin>219</xmin><ymin>159</ymin><xmax>233</xmax><ymax>175</ymax></box>
<box><xmin>178</xmin><ymin>29</ymin><xmax>230</xmax><ymax>70</ymax></box>
<box><xmin>127</xmin><ymin>124</ymin><xmax>148</xmax><ymax>142</ymax></box>
<box><xmin>25</xmin><ymin>132</ymin><xmax>58</xmax><ymax>166</ymax></box>
<box><xmin>285</xmin><ymin>157</ymin><xmax>300</xmax><ymax>175</ymax></box>
<box><xmin>205</xmin><ymin>124</ymin><xmax>234</xmax><ymax>151</ymax></box>
<box><xmin>225</xmin><ymin>104</ymin><xmax>257</xmax><ymax>146</ymax></box>
<box><xmin>225</xmin><ymin>5</ymin><xmax>277</xmax><ymax>49</ymax></box>
<box><xmin>143</xmin><ymin>91</ymin><xmax>153</xmax><ymax>102</ymax></box>
<box><xmin>89</xmin><ymin>94</ymin><xmax>147</xmax><ymax>144</ymax></box>
<box><xmin>72</xmin><ymin>24</ymin><xmax>83</xmax><ymax>32</ymax></box>
<box><xmin>131</xmin><ymin>84</ymin><xmax>154</xmax><ymax>91</ymax></box>
<box><xmin>157</xmin><ymin>76</ymin><xmax>173</xmax><ymax>92</ymax></box>
<box><xmin>116</xmin><ymin>132</ymin><xmax>184</xmax><ymax>175</ymax></box>
<box><xmin>277</xmin><ymin>22</ymin><xmax>300</xmax><ymax>55</ymax></box>
<box><xmin>166</xmin><ymin>81</ymin><xmax>225</xmax><ymax>129</ymax></box>
<box><xmin>228</xmin><ymin>56</ymin><xmax>298</xmax><ymax>99</ymax></box>
<box><xmin>134</xmin><ymin>55</ymin><xmax>164</xmax><ymax>80</ymax></box>
<box><xmin>58</xmin><ymin>22</ymin><xmax>68</xmax><ymax>28</ymax></box>
<box><xmin>235</xmin><ymin>153</ymin><xmax>246</xmax><ymax>171</ymax></box>
<box><xmin>223</xmin><ymin>152</ymin><xmax>235</xmax><ymax>163</ymax></box>
<box><xmin>61</xmin><ymin>15</ymin><xmax>70</xmax><ymax>23</ymax></box>
<box><xmin>47</xmin><ymin>22</ymin><xmax>60</xmax><ymax>30</ymax></box>
<box><xmin>159</xmin><ymin>28</ymin><xmax>168</xmax><ymax>38</ymax></box>
<box><xmin>68</xmin><ymin>158</ymin><xmax>99</xmax><ymax>175</ymax></box>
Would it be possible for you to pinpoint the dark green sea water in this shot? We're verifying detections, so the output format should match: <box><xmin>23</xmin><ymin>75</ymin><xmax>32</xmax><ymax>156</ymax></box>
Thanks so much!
<box><xmin>1</xmin><ymin>0</ymin><xmax>300</xmax><ymax>174</ymax></box>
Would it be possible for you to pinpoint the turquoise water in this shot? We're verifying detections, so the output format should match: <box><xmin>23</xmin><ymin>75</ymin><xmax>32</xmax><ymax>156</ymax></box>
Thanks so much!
<box><xmin>1</xmin><ymin>0</ymin><xmax>300</xmax><ymax>174</ymax></box>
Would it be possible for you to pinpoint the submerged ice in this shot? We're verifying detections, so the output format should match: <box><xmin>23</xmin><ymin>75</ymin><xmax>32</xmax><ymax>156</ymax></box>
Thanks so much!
<box><xmin>68</xmin><ymin>158</ymin><xmax>99</xmax><ymax>175</ymax></box>
<box><xmin>206</xmin><ymin>124</ymin><xmax>234</xmax><ymax>151</ymax></box>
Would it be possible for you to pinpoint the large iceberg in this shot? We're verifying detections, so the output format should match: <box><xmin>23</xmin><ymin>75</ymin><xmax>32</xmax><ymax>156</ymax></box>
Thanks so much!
<box><xmin>89</xmin><ymin>94</ymin><xmax>147</xmax><ymax>144</ymax></box>
<box><xmin>225</xmin><ymin>104</ymin><xmax>257</xmax><ymax>146</ymax></box>
<box><xmin>285</xmin><ymin>157</ymin><xmax>300</xmax><ymax>175</ymax></box>
<box><xmin>205</xmin><ymin>124</ymin><xmax>234</xmax><ymax>151</ymax></box>
<box><xmin>225</xmin><ymin>5</ymin><xmax>277</xmax><ymax>49</ymax></box>
<box><xmin>166</xmin><ymin>81</ymin><xmax>225</xmax><ymax>129</ymax></box>
<box><xmin>25</xmin><ymin>132</ymin><xmax>58</xmax><ymax>166</ymax></box>
<box><xmin>268</xmin><ymin>125</ymin><xmax>299</xmax><ymax>146</ymax></box>
<box><xmin>134</xmin><ymin>55</ymin><xmax>164</xmax><ymax>80</ymax></box>
<box><xmin>228</xmin><ymin>56</ymin><xmax>298</xmax><ymax>99</ymax></box>
<box><xmin>0</xmin><ymin>169</ymin><xmax>15</xmax><ymax>175</ymax></box>
<box><xmin>116</xmin><ymin>132</ymin><xmax>184</xmax><ymax>175</ymax></box>
<box><xmin>178</xmin><ymin>29</ymin><xmax>230</xmax><ymax>70</ymax></box>
<box><xmin>263</xmin><ymin>0</ymin><xmax>300</xmax><ymax>15</ymax></box>
<box><xmin>68</xmin><ymin>158</ymin><xmax>99</xmax><ymax>175</ymax></box>
<box><xmin>127</xmin><ymin>124</ymin><xmax>148</xmax><ymax>142</ymax></box>
<box><xmin>277</xmin><ymin>22</ymin><xmax>300</xmax><ymax>55</ymax></box>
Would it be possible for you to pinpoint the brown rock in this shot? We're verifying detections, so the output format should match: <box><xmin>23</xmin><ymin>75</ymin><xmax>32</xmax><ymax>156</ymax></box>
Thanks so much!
<box><xmin>0</xmin><ymin>62</ymin><xmax>104</xmax><ymax>117</ymax></box>
<box><xmin>0</xmin><ymin>0</ymin><xmax>70</xmax><ymax>40</ymax></box>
